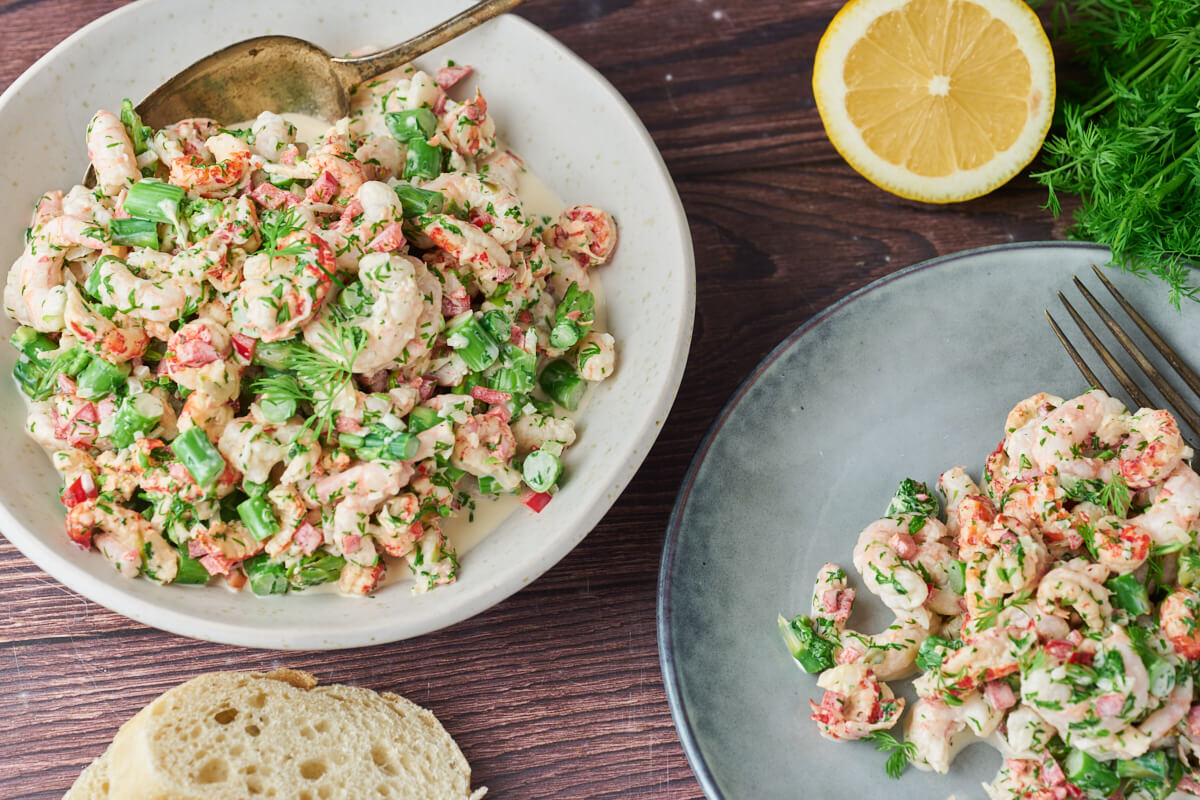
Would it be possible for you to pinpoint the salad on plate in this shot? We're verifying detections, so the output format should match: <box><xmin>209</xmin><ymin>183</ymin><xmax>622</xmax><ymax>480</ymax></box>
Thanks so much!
<box><xmin>5</xmin><ymin>63</ymin><xmax>617</xmax><ymax>597</ymax></box>
<box><xmin>782</xmin><ymin>389</ymin><xmax>1200</xmax><ymax>799</ymax></box>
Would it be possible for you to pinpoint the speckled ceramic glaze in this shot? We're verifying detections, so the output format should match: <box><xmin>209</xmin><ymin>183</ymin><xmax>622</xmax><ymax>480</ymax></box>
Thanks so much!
<box><xmin>659</xmin><ymin>243</ymin><xmax>1199</xmax><ymax>799</ymax></box>
<box><xmin>0</xmin><ymin>1</ymin><xmax>694</xmax><ymax>648</ymax></box>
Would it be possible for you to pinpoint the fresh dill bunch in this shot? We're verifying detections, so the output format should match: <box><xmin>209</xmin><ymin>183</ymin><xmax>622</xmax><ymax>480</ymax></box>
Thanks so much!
<box><xmin>1031</xmin><ymin>1</ymin><xmax>1200</xmax><ymax>307</ymax></box>
<box><xmin>865</xmin><ymin>730</ymin><xmax>917</xmax><ymax>779</ymax></box>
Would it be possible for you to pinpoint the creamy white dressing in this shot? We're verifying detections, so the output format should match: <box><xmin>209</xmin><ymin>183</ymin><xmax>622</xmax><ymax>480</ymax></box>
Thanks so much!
<box><xmin>228</xmin><ymin>112</ymin><xmax>329</xmax><ymax>150</ymax></box>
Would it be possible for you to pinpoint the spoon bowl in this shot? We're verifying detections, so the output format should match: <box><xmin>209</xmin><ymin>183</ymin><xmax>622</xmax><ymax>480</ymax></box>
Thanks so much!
<box><xmin>136</xmin><ymin>36</ymin><xmax>351</xmax><ymax>128</ymax></box>
<box><xmin>135</xmin><ymin>0</ymin><xmax>523</xmax><ymax>127</ymax></box>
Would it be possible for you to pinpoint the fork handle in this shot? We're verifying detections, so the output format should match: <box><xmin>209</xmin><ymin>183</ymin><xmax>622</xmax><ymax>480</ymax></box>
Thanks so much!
<box><xmin>330</xmin><ymin>0</ymin><xmax>526</xmax><ymax>85</ymax></box>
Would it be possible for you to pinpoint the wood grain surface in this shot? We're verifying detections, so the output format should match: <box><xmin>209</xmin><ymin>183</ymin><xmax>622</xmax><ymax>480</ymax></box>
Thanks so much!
<box><xmin>0</xmin><ymin>1</ymin><xmax>1073</xmax><ymax>798</ymax></box>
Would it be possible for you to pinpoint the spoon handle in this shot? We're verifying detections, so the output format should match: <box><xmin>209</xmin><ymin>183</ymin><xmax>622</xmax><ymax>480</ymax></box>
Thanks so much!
<box><xmin>332</xmin><ymin>0</ymin><xmax>527</xmax><ymax>84</ymax></box>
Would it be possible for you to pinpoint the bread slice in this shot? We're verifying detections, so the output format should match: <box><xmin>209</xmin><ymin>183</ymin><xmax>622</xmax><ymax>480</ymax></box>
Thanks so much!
<box><xmin>63</xmin><ymin>751</ymin><xmax>111</xmax><ymax>800</ymax></box>
<box><xmin>90</xmin><ymin>669</ymin><xmax>484</xmax><ymax>800</ymax></box>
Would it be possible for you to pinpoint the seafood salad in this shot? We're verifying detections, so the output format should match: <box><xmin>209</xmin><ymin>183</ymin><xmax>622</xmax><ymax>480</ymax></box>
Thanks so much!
<box><xmin>780</xmin><ymin>389</ymin><xmax>1200</xmax><ymax>798</ymax></box>
<box><xmin>4</xmin><ymin>63</ymin><xmax>618</xmax><ymax>596</ymax></box>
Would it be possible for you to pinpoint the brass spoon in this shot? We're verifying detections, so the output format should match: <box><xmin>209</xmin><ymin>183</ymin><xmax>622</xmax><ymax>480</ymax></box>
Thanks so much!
<box><xmin>134</xmin><ymin>0</ymin><xmax>525</xmax><ymax>128</ymax></box>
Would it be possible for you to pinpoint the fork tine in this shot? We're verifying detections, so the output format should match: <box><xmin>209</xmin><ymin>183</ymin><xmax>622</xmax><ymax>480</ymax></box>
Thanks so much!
<box><xmin>1045</xmin><ymin>310</ymin><xmax>1111</xmax><ymax>396</ymax></box>
<box><xmin>1090</xmin><ymin>264</ymin><xmax>1200</xmax><ymax>398</ymax></box>
<box><xmin>1055</xmin><ymin>291</ymin><xmax>1155</xmax><ymax>410</ymax></box>
<box><xmin>1071</xmin><ymin>276</ymin><xmax>1200</xmax><ymax>436</ymax></box>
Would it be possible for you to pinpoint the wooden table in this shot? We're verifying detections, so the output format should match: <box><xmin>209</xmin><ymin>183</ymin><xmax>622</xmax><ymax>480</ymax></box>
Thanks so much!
<box><xmin>0</xmin><ymin>1</ymin><xmax>1069</xmax><ymax>797</ymax></box>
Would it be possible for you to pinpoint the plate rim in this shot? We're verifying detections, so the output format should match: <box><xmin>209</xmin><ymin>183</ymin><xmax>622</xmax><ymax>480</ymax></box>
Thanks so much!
<box><xmin>0</xmin><ymin>3</ymin><xmax>696</xmax><ymax>649</ymax></box>
<box><xmin>656</xmin><ymin>240</ymin><xmax>1110</xmax><ymax>797</ymax></box>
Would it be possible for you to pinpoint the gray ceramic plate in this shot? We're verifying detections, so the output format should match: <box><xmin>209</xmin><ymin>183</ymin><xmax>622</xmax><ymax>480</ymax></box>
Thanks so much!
<box><xmin>658</xmin><ymin>242</ymin><xmax>1200</xmax><ymax>799</ymax></box>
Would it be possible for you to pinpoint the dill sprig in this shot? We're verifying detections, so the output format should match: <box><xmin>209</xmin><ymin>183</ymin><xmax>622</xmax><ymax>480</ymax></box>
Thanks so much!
<box><xmin>973</xmin><ymin>588</ymin><xmax>1034</xmax><ymax>632</ymax></box>
<box><xmin>1031</xmin><ymin>1</ymin><xmax>1200</xmax><ymax>307</ymax></box>
<box><xmin>258</xmin><ymin>207</ymin><xmax>309</xmax><ymax>258</ymax></box>
<box><xmin>865</xmin><ymin>731</ymin><xmax>917</xmax><ymax>779</ymax></box>
<box><xmin>252</xmin><ymin>310</ymin><xmax>365</xmax><ymax>439</ymax></box>
<box><xmin>1061</xmin><ymin>474</ymin><xmax>1132</xmax><ymax>517</ymax></box>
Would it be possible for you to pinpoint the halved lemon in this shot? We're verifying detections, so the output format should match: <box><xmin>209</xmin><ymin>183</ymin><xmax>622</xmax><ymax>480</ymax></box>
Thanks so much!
<box><xmin>813</xmin><ymin>0</ymin><xmax>1055</xmax><ymax>204</ymax></box>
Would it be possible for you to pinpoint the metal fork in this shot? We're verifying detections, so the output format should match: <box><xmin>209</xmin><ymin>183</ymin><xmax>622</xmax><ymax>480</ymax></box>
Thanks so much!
<box><xmin>1046</xmin><ymin>264</ymin><xmax>1200</xmax><ymax>443</ymax></box>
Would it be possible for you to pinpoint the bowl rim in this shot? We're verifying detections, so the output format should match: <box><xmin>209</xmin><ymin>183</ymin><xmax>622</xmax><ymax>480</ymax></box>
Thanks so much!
<box><xmin>655</xmin><ymin>241</ymin><xmax>1110</xmax><ymax>798</ymax></box>
<box><xmin>0</xmin><ymin>2</ymin><xmax>696</xmax><ymax>649</ymax></box>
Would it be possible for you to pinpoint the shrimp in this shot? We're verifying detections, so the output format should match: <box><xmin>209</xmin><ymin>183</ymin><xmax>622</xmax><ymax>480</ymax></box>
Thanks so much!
<box><xmin>219</xmin><ymin>408</ymin><xmax>320</xmax><ymax>489</ymax></box>
<box><xmin>478</xmin><ymin>149</ymin><xmax>526</xmax><ymax>192</ymax></box>
<box><xmin>168</xmin><ymin>133</ymin><xmax>252</xmax><ymax>197</ymax></box>
<box><xmin>1090</xmin><ymin>515</ymin><xmax>1151</xmax><ymax>574</ymax></box>
<box><xmin>303</xmin><ymin>252</ymin><xmax>425</xmax><ymax>374</ymax></box>
<box><xmin>808</xmin><ymin>663</ymin><xmax>904</xmax><ymax>741</ymax></box>
<box><xmin>937</xmin><ymin>465</ymin><xmax>982</xmax><ymax>539</ymax></box>
<box><xmin>811</xmin><ymin>562</ymin><xmax>855</xmax><ymax>625</ymax></box>
<box><xmin>452</xmin><ymin>411</ymin><xmax>521</xmax><ymax>491</ymax></box>
<box><xmin>1020</xmin><ymin>629</ymin><xmax>1151</xmax><ymax>756</ymax></box>
<box><xmin>999</xmin><ymin>474</ymin><xmax>1068</xmax><ymax>534</ymax></box>
<box><xmin>217</xmin><ymin>416</ymin><xmax>287</xmax><ymax>485</ymax></box>
<box><xmin>231</xmin><ymin>233</ymin><xmax>334</xmax><ymax>342</ymax></box>
<box><xmin>405</xmin><ymin>523</ymin><xmax>459</xmax><ymax>593</ymax></box>
<box><xmin>964</xmin><ymin>523</ymin><xmax>1048</xmax><ymax>619</ymax></box>
<box><xmin>970</xmin><ymin>598</ymin><xmax>1070</xmax><ymax>641</ymax></box>
<box><xmin>395</xmin><ymin>260</ymin><xmax>444</xmax><ymax>372</ymax></box>
<box><xmin>312</xmin><ymin>460</ymin><xmax>412</xmax><ymax>517</ymax></box>
<box><xmin>1004</xmin><ymin>392</ymin><xmax>1063</xmax><ymax>434</ymax></box>
<box><xmin>86</xmin><ymin>110</ymin><xmax>138</xmax><ymax>196</ymax></box>
<box><xmin>939</xmin><ymin>465</ymin><xmax>981</xmax><ymax>510</ymax></box>
<box><xmin>906</xmin><ymin>695</ymin><xmax>1003</xmax><ymax>774</ymax></box>
<box><xmin>953</xmin><ymin>492</ymin><xmax>997</xmax><ymax>557</ymax></box>
<box><xmin>187</xmin><ymin>520</ymin><xmax>265</xmax><ymax>576</ymax></box>
<box><xmin>542</xmin><ymin>205</ymin><xmax>618</xmax><ymax>266</ymax></box>
<box><xmin>996</xmin><ymin>705</ymin><xmax>1056</xmax><ymax>760</ymax></box>
<box><xmin>419</xmin><ymin>214</ymin><xmax>512</xmax><ymax>287</ymax></box>
<box><xmin>511</xmin><ymin>413</ymin><xmax>577</xmax><ymax>455</ymax></box>
<box><xmin>440</xmin><ymin>91</ymin><xmax>496</xmax><ymax>158</ymax></box>
<box><xmin>151</xmin><ymin>118</ymin><xmax>220</xmax><ymax>163</ymax></box>
<box><xmin>422</xmin><ymin>172</ymin><xmax>529</xmax><ymax>249</ymax></box>
<box><xmin>7</xmin><ymin>215</ymin><xmax>109</xmax><ymax>331</ymax></box>
<box><xmin>577</xmin><ymin>331</ymin><xmax>616</xmax><ymax>382</ymax></box>
<box><xmin>249</xmin><ymin>111</ymin><xmax>295</xmax><ymax>161</ymax></box>
<box><xmin>837</xmin><ymin>614</ymin><xmax>930</xmax><ymax>681</ymax></box>
<box><xmin>63</xmin><ymin>283</ymin><xmax>148</xmax><ymax>363</ymax></box>
<box><xmin>851</xmin><ymin>517</ymin><xmax>933</xmax><ymax>614</ymax></box>
<box><xmin>355</xmin><ymin>181</ymin><xmax>405</xmax><ymax>228</ymax></box>
<box><xmin>983</xmin><ymin>755</ymin><xmax>1078</xmax><ymax>800</ymax></box>
<box><xmin>1107</xmin><ymin>675</ymin><xmax>1194</xmax><ymax>759</ymax></box>
<box><xmin>353</xmin><ymin>135</ymin><xmax>405</xmax><ymax>180</ymax></box>
<box><xmin>1128</xmin><ymin>464</ymin><xmax>1200</xmax><ymax>548</ymax></box>
<box><xmin>262</xmin><ymin>486</ymin><xmax>315</xmax><ymax>558</ymax></box>
<box><xmin>66</xmin><ymin>497</ymin><xmax>178</xmax><ymax>582</ymax></box>
<box><xmin>92</xmin><ymin>437</ymin><xmax>169</xmax><ymax>500</ymax></box>
<box><xmin>1118</xmin><ymin>408</ymin><xmax>1190</xmax><ymax>489</ymax></box>
<box><xmin>1024</xmin><ymin>389</ymin><xmax>1127</xmax><ymax>481</ymax></box>
<box><xmin>374</xmin><ymin>494</ymin><xmax>423</xmax><ymax>558</ymax></box>
<box><xmin>161</xmin><ymin>318</ymin><xmax>239</xmax><ymax>402</ymax></box>
<box><xmin>87</xmin><ymin>253</ymin><xmax>200</xmax><ymax>323</ymax></box>
<box><xmin>915</xmin><ymin>623</ymin><xmax>1034</xmax><ymax>701</ymax></box>
<box><xmin>1161</xmin><ymin>588</ymin><xmax>1200</xmax><ymax>659</ymax></box>
<box><xmin>305</xmin><ymin>129</ymin><xmax>368</xmax><ymax>201</ymax></box>
<box><xmin>338</xmin><ymin>560</ymin><xmax>387</xmax><ymax>595</ymax></box>
<box><xmin>808</xmin><ymin>563</ymin><xmax>928</xmax><ymax>678</ymax></box>
<box><xmin>1036</xmin><ymin>559</ymin><xmax>1112</xmax><ymax>629</ymax></box>
<box><xmin>30</xmin><ymin>190</ymin><xmax>64</xmax><ymax>226</ymax></box>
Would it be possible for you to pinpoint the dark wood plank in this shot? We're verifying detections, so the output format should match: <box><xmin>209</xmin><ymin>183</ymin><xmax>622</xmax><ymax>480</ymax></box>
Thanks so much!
<box><xmin>0</xmin><ymin>0</ymin><xmax>1079</xmax><ymax>797</ymax></box>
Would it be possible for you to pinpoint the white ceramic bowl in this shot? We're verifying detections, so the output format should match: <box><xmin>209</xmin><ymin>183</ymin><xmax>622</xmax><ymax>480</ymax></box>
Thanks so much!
<box><xmin>0</xmin><ymin>0</ymin><xmax>693</xmax><ymax>648</ymax></box>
